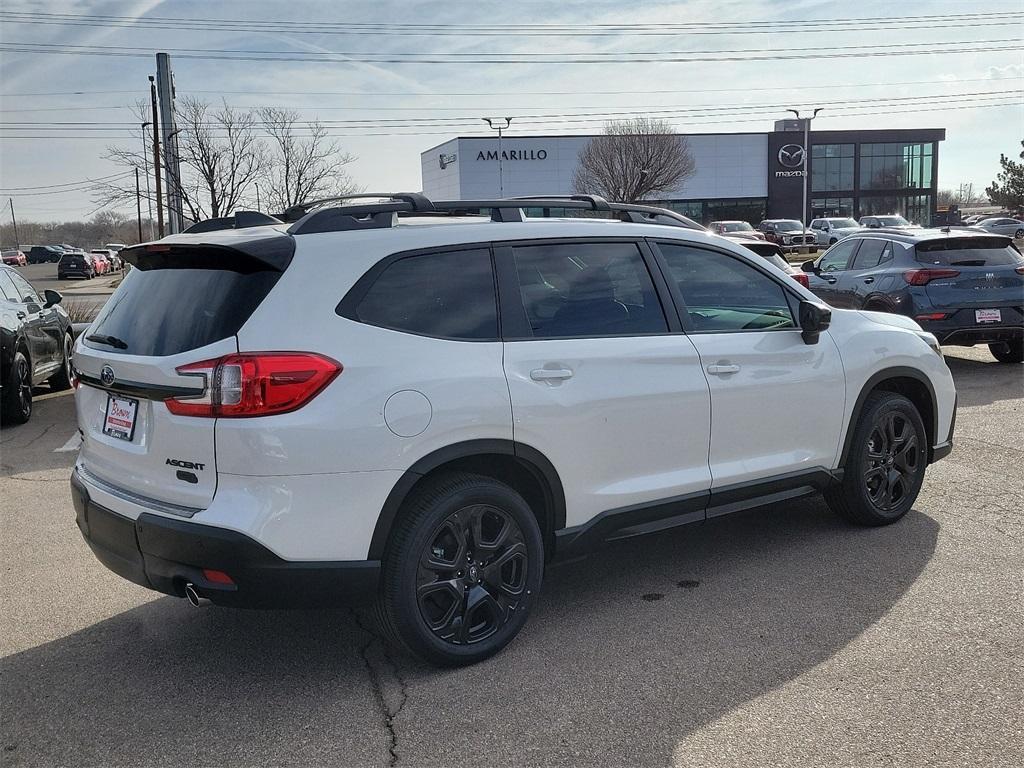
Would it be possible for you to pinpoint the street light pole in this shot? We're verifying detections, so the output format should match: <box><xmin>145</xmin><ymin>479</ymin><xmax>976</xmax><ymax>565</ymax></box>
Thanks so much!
<box><xmin>149</xmin><ymin>75</ymin><xmax>165</xmax><ymax>238</ymax></box>
<box><xmin>482</xmin><ymin>117</ymin><xmax>513</xmax><ymax>197</ymax></box>
<box><xmin>787</xmin><ymin>107</ymin><xmax>823</xmax><ymax>253</ymax></box>
<box><xmin>141</xmin><ymin>121</ymin><xmax>154</xmax><ymax>238</ymax></box>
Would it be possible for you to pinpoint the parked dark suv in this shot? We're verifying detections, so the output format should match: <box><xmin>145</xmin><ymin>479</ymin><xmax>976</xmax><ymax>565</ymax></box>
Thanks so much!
<box><xmin>801</xmin><ymin>229</ymin><xmax>1024</xmax><ymax>362</ymax></box>
<box><xmin>27</xmin><ymin>245</ymin><xmax>64</xmax><ymax>264</ymax></box>
<box><xmin>57</xmin><ymin>251</ymin><xmax>96</xmax><ymax>280</ymax></box>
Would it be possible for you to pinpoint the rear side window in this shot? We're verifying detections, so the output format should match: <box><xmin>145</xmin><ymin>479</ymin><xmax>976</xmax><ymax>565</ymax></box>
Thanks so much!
<box><xmin>658</xmin><ymin>243</ymin><xmax>796</xmax><ymax>332</ymax></box>
<box><xmin>509</xmin><ymin>241</ymin><xmax>667</xmax><ymax>338</ymax></box>
<box><xmin>0</xmin><ymin>271</ymin><xmax>20</xmax><ymax>302</ymax></box>
<box><xmin>352</xmin><ymin>249</ymin><xmax>497</xmax><ymax>340</ymax></box>
<box><xmin>88</xmin><ymin>259</ymin><xmax>281</xmax><ymax>356</ymax></box>
<box><xmin>851</xmin><ymin>239</ymin><xmax>892</xmax><ymax>269</ymax></box>
<box><xmin>915</xmin><ymin>238</ymin><xmax>1024</xmax><ymax>267</ymax></box>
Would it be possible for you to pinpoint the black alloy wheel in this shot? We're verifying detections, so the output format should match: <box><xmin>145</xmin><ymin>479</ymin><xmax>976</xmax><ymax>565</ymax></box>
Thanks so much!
<box><xmin>825</xmin><ymin>391</ymin><xmax>927</xmax><ymax>525</ymax></box>
<box><xmin>416</xmin><ymin>504</ymin><xmax>528</xmax><ymax>645</ymax></box>
<box><xmin>1014</xmin><ymin>228</ymin><xmax>1023</xmax><ymax>239</ymax></box>
<box><xmin>377</xmin><ymin>472</ymin><xmax>544</xmax><ymax>666</ymax></box>
<box><xmin>862</xmin><ymin>411</ymin><xmax>919</xmax><ymax>512</ymax></box>
<box><xmin>989</xmin><ymin>339</ymin><xmax>1024</xmax><ymax>364</ymax></box>
<box><xmin>2</xmin><ymin>351</ymin><xmax>33</xmax><ymax>425</ymax></box>
<box><xmin>49</xmin><ymin>333</ymin><xmax>74</xmax><ymax>390</ymax></box>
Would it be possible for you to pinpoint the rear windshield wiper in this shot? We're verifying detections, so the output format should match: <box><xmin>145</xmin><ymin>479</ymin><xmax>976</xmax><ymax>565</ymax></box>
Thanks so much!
<box><xmin>86</xmin><ymin>333</ymin><xmax>128</xmax><ymax>350</ymax></box>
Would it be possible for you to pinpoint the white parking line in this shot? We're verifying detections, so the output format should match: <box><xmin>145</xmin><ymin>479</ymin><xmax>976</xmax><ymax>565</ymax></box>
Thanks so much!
<box><xmin>55</xmin><ymin>433</ymin><xmax>81</xmax><ymax>453</ymax></box>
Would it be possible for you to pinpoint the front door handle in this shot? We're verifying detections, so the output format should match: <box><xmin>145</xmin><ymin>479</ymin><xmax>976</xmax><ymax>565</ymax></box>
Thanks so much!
<box><xmin>16</xmin><ymin>311</ymin><xmax>26</xmax><ymax>319</ymax></box>
<box><xmin>824</xmin><ymin>276</ymin><xmax>838</xmax><ymax>284</ymax></box>
<box><xmin>531</xmin><ymin>368</ymin><xmax>573</xmax><ymax>381</ymax></box>
<box><xmin>707</xmin><ymin>363</ymin><xmax>741</xmax><ymax>376</ymax></box>
<box><xmin>863</xmin><ymin>276</ymin><xmax>875</xmax><ymax>284</ymax></box>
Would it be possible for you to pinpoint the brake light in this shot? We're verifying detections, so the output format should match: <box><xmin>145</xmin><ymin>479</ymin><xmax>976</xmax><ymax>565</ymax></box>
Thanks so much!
<box><xmin>1016</xmin><ymin>266</ymin><xmax>1024</xmax><ymax>275</ymax></box>
<box><xmin>202</xmin><ymin>569</ymin><xmax>235</xmax><ymax>585</ymax></box>
<box><xmin>903</xmin><ymin>268</ymin><xmax>960</xmax><ymax>286</ymax></box>
<box><xmin>791</xmin><ymin>272</ymin><xmax>810</xmax><ymax>288</ymax></box>
<box><xmin>915</xmin><ymin>313</ymin><xmax>948</xmax><ymax>322</ymax></box>
<box><xmin>166</xmin><ymin>352</ymin><xmax>342</xmax><ymax>418</ymax></box>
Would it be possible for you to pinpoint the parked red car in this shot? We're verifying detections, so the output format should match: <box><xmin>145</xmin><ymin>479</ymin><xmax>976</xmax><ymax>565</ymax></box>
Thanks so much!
<box><xmin>89</xmin><ymin>249</ymin><xmax>111</xmax><ymax>274</ymax></box>
<box><xmin>2</xmin><ymin>249</ymin><xmax>27</xmax><ymax>266</ymax></box>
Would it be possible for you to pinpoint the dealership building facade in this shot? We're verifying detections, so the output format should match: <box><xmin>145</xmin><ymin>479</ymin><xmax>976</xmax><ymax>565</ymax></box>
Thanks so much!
<box><xmin>421</xmin><ymin>124</ymin><xmax>945</xmax><ymax>225</ymax></box>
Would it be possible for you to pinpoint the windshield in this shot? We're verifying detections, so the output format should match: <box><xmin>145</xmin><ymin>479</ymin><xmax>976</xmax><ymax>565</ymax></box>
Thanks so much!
<box><xmin>876</xmin><ymin>216</ymin><xmax>910</xmax><ymax>227</ymax></box>
<box><xmin>915</xmin><ymin>238</ymin><xmax>1024</xmax><ymax>267</ymax></box>
<box><xmin>828</xmin><ymin>219</ymin><xmax>858</xmax><ymax>228</ymax></box>
<box><xmin>722</xmin><ymin>222</ymin><xmax>753</xmax><ymax>232</ymax></box>
<box><xmin>774</xmin><ymin>221</ymin><xmax>803</xmax><ymax>232</ymax></box>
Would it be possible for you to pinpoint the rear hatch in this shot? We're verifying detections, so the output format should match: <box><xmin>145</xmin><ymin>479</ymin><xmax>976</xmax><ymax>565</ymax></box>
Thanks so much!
<box><xmin>59</xmin><ymin>253</ymin><xmax>89</xmax><ymax>272</ymax></box>
<box><xmin>73</xmin><ymin>231</ymin><xmax>293</xmax><ymax>510</ymax></box>
<box><xmin>915</xmin><ymin>237</ymin><xmax>1024</xmax><ymax>322</ymax></box>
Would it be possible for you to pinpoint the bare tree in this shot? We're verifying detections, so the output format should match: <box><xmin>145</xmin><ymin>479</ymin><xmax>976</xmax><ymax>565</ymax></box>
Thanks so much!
<box><xmin>94</xmin><ymin>98</ymin><xmax>265</xmax><ymax>222</ymax></box>
<box><xmin>573</xmin><ymin>117</ymin><xmax>696</xmax><ymax>202</ymax></box>
<box><xmin>259</xmin><ymin>107</ymin><xmax>359</xmax><ymax>212</ymax></box>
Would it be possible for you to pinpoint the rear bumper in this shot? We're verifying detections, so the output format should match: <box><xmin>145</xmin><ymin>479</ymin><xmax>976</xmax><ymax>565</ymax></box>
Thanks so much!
<box><xmin>935</xmin><ymin>326</ymin><xmax>1023</xmax><ymax>346</ymax></box>
<box><xmin>71</xmin><ymin>468</ymin><xmax>380</xmax><ymax>608</ymax></box>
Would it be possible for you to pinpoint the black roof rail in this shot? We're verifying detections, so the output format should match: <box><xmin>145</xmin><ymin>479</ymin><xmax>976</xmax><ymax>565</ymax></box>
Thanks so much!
<box><xmin>285</xmin><ymin>193</ymin><xmax>706</xmax><ymax>235</ymax></box>
<box><xmin>182</xmin><ymin>210</ymin><xmax>282</xmax><ymax>234</ymax></box>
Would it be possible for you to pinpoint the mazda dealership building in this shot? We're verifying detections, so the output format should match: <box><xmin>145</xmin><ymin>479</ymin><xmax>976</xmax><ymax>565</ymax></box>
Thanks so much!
<box><xmin>421</xmin><ymin>122</ymin><xmax>945</xmax><ymax>225</ymax></box>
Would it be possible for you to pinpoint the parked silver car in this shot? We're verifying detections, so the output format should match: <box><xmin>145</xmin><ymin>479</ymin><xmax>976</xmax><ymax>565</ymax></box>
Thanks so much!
<box><xmin>809</xmin><ymin>217</ymin><xmax>862</xmax><ymax>246</ymax></box>
<box><xmin>975</xmin><ymin>217</ymin><xmax>1024</xmax><ymax>239</ymax></box>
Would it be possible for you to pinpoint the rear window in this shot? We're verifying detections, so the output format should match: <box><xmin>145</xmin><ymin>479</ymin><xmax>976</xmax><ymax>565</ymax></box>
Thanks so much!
<box><xmin>915</xmin><ymin>238</ymin><xmax>1024</xmax><ymax>267</ymax></box>
<box><xmin>87</xmin><ymin>257</ymin><xmax>281</xmax><ymax>356</ymax></box>
<box><xmin>350</xmin><ymin>248</ymin><xmax>498</xmax><ymax>340</ymax></box>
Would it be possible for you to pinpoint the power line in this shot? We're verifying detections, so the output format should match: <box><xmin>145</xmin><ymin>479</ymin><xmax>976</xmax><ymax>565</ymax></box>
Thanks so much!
<box><xmin>5</xmin><ymin>75</ymin><xmax>1021</xmax><ymax>99</ymax></box>
<box><xmin>0</xmin><ymin>172</ymin><xmax>135</xmax><ymax>196</ymax></box>
<box><xmin>0</xmin><ymin>171</ymin><xmax>133</xmax><ymax>191</ymax></box>
<box><xmin>0</xmin><ymin>38</ymin><xmax>1018</xmax><ymax>64</ymax></box>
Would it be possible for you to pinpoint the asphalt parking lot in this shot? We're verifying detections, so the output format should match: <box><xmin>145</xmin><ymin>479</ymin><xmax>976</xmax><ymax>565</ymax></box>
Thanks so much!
<box><xmin>1</xmin><ymin>346</ymin><xmax>1021</xmax><ymax>768</ymax></box>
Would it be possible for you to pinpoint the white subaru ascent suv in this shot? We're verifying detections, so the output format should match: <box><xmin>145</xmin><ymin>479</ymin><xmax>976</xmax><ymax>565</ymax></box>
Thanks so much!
<box><xmin>71</xmin><ymin>195</ymin><xmax>956</xmax><ymax>666</ymax></box>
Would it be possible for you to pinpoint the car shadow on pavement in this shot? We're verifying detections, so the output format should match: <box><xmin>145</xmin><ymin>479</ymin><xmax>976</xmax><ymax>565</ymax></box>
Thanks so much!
<box><xmin>1</xmin><ymin>498</ymin><xmax>938</xmax><ymax>767</ymax></box>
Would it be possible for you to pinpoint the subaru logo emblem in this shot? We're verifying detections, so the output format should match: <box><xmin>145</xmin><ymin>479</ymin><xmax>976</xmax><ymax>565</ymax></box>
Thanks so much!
<box><xmin>100</xmin><ymin>365</ymin><xmax>115</xmax><ymax>386</ymax></box>
<box><xmin>778</xmin><ymin>143</ymin><xmax>805</xmax><ymax>169</ymax></box>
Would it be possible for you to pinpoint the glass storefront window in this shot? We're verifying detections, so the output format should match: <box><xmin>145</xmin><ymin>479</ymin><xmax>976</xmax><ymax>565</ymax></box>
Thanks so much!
<box><xmin>860</xmin><ymin>143</ymin><xmax>934</xmax><ymax>190</ymax></box>
<box><xmin>811</xmin><ymin>197</ymin><xmax>855</xmax><ymax>217</ymax></box>
<box><xmin>858</xmin><ymin>194</ymin><xmax>933</xmax><ymax>225</ymax></box>
<box><xmin>811</xmin><ymin>144</ymin><xmax>854</xmax><ymax>192</ymax></box>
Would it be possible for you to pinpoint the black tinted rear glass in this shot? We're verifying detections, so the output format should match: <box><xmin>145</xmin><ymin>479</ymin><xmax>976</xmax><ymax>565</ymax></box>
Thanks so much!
<box><xmin>353</xmin><ymin>249</ymin><xmax>497</xmax><ymax>340</ymax></box>
<box><xmin>87</xmin><ymin>263</ymin><xmax>281</xmax><ymax>356</ymax></box>
<box><xmin>915</xmin><ymin>238</ymin><xmax>1023</xmax><ymax>267</ymax></box>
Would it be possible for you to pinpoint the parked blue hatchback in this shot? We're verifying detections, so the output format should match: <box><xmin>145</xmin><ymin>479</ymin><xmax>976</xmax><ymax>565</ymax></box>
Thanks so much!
<box><xmin>801</xmin><ymin>229</ymin><xmax>1024</xmax><ymax>363</ymax></box>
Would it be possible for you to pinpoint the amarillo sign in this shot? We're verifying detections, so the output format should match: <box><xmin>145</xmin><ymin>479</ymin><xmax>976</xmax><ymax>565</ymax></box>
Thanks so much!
<box><xmin>476</xmin><ymin>149</ymin><xmax>548</xmax><ymax>161</ymax></box>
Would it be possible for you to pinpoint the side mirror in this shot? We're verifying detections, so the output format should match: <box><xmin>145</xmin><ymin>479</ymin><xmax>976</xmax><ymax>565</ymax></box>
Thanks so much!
<box><xmin>800</xmin><ymin>260</ymin><xmax>817</xmax><ymax>273</ymax></box>
<box><xmin>43</xmin><ymin>289</ymin><xmax>63</xmax><ymax>308</ymax></box>
<box><xmin>799</xmin><ymin>300</ymin><xmax>831</xmax><ymax>345</ymax></box>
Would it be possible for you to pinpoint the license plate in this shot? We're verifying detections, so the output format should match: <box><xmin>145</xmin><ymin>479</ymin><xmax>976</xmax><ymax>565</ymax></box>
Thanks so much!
<box><xmin>103</xmin><ymin>395</ymin><xmax>138</xmax><ymax>441</ymax></box>
<box><xmin>975</xmin><ymin>309</ymin><xmax>1002</xmax><ymax>324</ymax></box>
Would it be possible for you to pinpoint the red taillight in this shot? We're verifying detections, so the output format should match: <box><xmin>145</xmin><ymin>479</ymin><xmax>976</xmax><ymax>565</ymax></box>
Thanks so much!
<box><xmin>903</xmin><ymin>268</ymin><xmax>960</xmax><ymax>286</ymax></box>
<box><xmin>1015</xmin><ymin>266</ymin><xmax>1024</xmax><ymax>275</ymax></box>
<box><xmin>915</xmin><ymin>313</ymin><xmax>948</xmax><ymax>322</ymax></box>
<box><xmin>166</xmin><ymin>352</ymin><xmax>342</xmax><ymax>418</ymax></box>
<box><xmin>791</xmin><ymin>272</ymin><xmax>810</xmax><ymax>288</ymax></box>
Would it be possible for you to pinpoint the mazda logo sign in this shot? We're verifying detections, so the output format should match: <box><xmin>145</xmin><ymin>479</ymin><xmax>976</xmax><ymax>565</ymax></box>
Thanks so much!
<box><xmin>778</xmin><ymin>144</ymin><xmax>805</xmax><ymax>169</ymax></box>
<box><xmin>100</xmin><ymin>365</ymin><xmax>115</xmax><ymax>386</ymax></box>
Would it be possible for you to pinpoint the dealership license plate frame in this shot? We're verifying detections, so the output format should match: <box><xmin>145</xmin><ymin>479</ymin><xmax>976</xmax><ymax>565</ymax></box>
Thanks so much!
<box><xmin>103</xmin><ymin>394</ymin><xmax>138</xmax><ymax>442</ymax></box>
<box><xmin>975</xmin><ymin>309</ymin><xmax>1002</xmax><ymax>324</ymax></box>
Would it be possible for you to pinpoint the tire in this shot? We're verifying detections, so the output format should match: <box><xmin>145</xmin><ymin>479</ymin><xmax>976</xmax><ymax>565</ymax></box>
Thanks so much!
<box><xmin>989</xmin><ymin>339</ymin><xmax>1024</xmax><ymax>364</ymax></box>
<box><xmin>829</xmin><ymin>238</ymin><xmax>838</xmax><ymax>245</ymax></box>
<box><xmin>2</xmin><ymin>350</ymin><xmax>33</xmax><ymax>425</ymax></box>
<box><xmin>376</xmin><ymin>471</ymin><xmax>544</xmax><ymax>666</ymax></box>
<box><xmin>825</xmin><ymin>391</ymin><xmax>927</xmax><ymax>526</ymax></box>
<box><xmin>48</xmin><ymin>333</ymin><xmax>74</xmax><ymax>390</ymax></box>
<box><xmin>1014</xmin><ymin>228</ymin><xmax>1023</xmax><ymax>239</ymax></box>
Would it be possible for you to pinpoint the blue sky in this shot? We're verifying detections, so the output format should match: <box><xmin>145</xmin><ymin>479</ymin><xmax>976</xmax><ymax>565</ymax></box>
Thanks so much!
<box><xmin>0</xmin><ymin>0</ymin><xmax>1021</xmax><ymax>221</ymax></box>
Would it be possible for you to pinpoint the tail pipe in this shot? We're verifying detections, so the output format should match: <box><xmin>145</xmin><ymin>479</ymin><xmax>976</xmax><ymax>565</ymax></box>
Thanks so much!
<box><xmin>183</xmin><ymin>582</ymin><xmax>206</xmax><ymax>607</ymax></box>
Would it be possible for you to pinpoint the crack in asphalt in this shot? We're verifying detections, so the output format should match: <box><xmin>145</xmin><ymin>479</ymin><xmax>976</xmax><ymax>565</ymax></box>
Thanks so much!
<box><xmin>0</xmin><ymin>424</ymin><xmax>54</xmax><ymax>449</ymax></box>
<box><xmin>352</xmin><ymin>609</ymin><xmax>409</xmax><ymax>767</ymax></box>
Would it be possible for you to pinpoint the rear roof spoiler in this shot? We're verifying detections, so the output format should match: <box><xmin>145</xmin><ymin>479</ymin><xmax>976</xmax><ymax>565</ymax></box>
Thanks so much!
<box><xmin>120</xmin><ymin>234</ymin><xmax>295</xmax><ymax>272</ymax></box>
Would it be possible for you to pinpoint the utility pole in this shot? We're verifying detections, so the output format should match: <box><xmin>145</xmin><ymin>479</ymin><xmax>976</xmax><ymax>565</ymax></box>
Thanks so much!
<box><xmin>786</xmin><ymin>107</ymin><xmax>823</xmax><ymax>254</ymax></box>
<box><xmin>8</xmin><ymin>198</ymin><xmax>20</xmax><ymax>251</ymax></box>
<box><xmin>482</xmin><ymin>117</ymin><xmax>513</xmax><ymax>197</ymax></box>
<box><xmin>149</xmin><ymin>75</ymin><xmax>165</xmax><ymax>238</ymax></box>
<box><xmin>141</xmin><ymin>121</ymin><xmax>154</xmax><ymax>238</ymax></box>
<box><xmin>135</xmin><ymin>168</ymin><xmax>143</xmax><ymax>242</ymax></box>
<box><xmin>255</xmin><ymin>183</ymin><xmax>261</xmax><ymax>211</ymax></box>
<box><xmin>156</xmin><ymin>53</ymin><xmax>182</xmax><ymax>233</ymax></box>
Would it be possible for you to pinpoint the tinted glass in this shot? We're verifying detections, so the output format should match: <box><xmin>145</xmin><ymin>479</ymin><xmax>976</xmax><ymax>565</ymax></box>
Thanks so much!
<box><xmin>0</xmin><ymin>271</ymin><xmax>20</xmax><ymax>302</ymax></box>
<box><xmin>915</xmin><ymin>239</ymin><xmax>1024</xmax><ymax>267</ymax></box>
<box><xmin>510</xmin><ymin>242</ymin><xmax>666</xmax><ymax>338</ymax></box>
<box><xmin>818</xmin><ymin>240</ymin><xmax>858</xmax><ymax>272</ymax></box>
<box><xmin>88</xmin><ymin>263</ymin><xmax>281</xmax><ymax>356</ymax></box>
<box><xmin>658</xmin><ymin>244</ymin><xmax>796</xmax><ymax>332</ymax></box>
<box><xmin>7</xmin><ymin>271</ymin><xmax>39</xmax><ymax>303</ymax></box>
<box><xmin>851</xmin><ymin>239</ymin><xmax>891</xmax><ymax>269</ymax></box>
<box><xmin>356</xmin><ymin>249</ymin><xmax>497</xmax><ymax>340</ymax></box>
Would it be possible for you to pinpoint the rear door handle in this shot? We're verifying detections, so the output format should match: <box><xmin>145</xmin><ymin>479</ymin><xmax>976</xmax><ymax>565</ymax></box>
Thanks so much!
<box><xmin>863</xmin><ymin>276</ymin><xmax>875</xmax><ymax>284</ymax></box>
<box><xmin>707</xmin><ymin>364</ymin><xmax>741</xmax><ymax>376</ymax></box>
<box><xmin>16</xmin><ymin>311</ymin><xmax>26</xmax><ymax>319</ymax></box>
<box><xmin>824</xmin><ymin>276</ymin><xmax>838</xmax><ymax>284</ymax></box>
<box><xmin>530</xmin><ymin>368</ymin><xmax>573</xmax><ymax>381</ymax></box>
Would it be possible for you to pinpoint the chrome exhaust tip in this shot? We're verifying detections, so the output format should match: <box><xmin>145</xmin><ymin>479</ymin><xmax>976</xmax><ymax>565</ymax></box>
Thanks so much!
<box><xmin>184</xmin><ymin>582</ymin><xmax>203</xmax><ymax>607</ymax></box>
